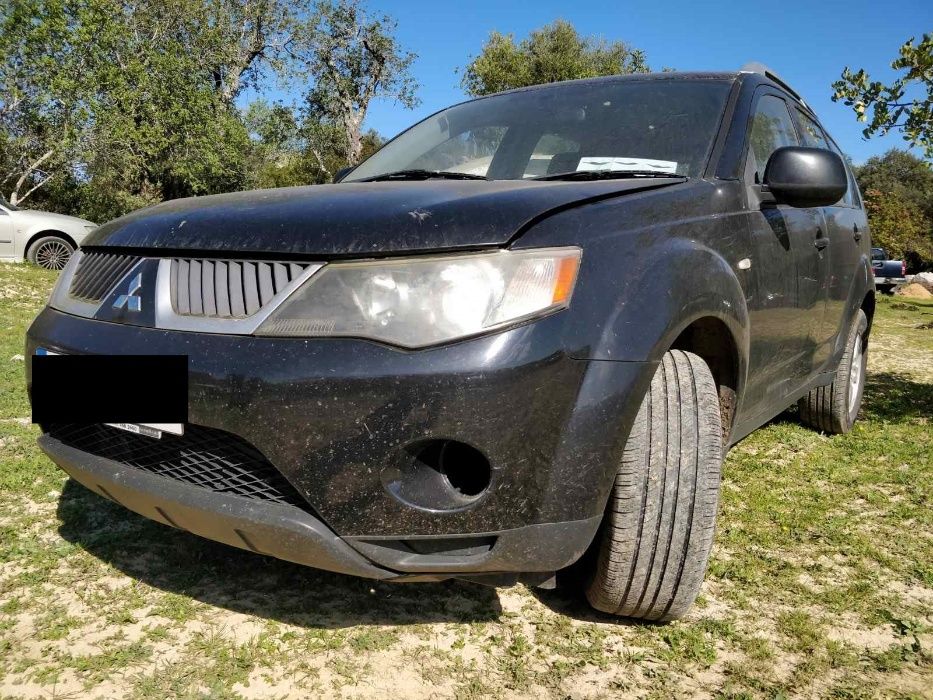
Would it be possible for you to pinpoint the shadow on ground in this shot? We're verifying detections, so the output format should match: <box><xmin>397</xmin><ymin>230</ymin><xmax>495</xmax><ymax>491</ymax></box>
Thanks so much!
<box><xmin>861</xmin><ymin>372</ymin><xmax>933</xmax><ymax>422</ymax></box>
<box><xmin>756</xmin><ymin>370</ymin><xmax>931</xmax><ymax>429</ymax></box>
<box><xmin>57</xmin><ymin>479</ymin><xmax>502</xmax><ymax>628</ymax></box>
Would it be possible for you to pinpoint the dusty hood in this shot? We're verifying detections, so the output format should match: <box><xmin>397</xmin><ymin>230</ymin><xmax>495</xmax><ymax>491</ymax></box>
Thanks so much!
<box><xmin>84</xmin><ymin>178</ymin><xmax>684</xmax><ymax>257</ymax></box>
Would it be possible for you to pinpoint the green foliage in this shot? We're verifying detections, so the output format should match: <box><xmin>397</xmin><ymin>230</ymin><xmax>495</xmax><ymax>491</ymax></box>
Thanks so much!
<box><xmin>298</xmin><ymin>0</ymin><xmax>418</xmax><ymax>165</ymax></box>
<box><xmin>0</xmin><ymin>0</ymin><xmax>414</xmax><ymax>222</ymax></box>
<box><xmin>241</xmin><ymin>99</ymin><xmax>383</xmax><ymax>189</ymax></box>
<box><xmin>459</xmin><ymin>19</ymin><xmax>650</xmax><ymax>97</ymax></box>
<box><xmin>0</xmin><ymin>0</ymin><xmax>95</xmax><ymax>206</ymax></box>
<box><xmin>832</xmin><ymin>33</ymin><xmax>933</xmax><ymax>159</ymax></box>
<box><xmin>854</xmin><ymin>149</ymin><xmax>933</xmax><ymax>270</ymax></box>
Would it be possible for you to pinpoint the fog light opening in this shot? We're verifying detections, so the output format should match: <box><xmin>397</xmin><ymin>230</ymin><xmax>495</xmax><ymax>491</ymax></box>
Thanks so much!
<box><xmin>438</xmin><ymin>441</ymin><xmax>490</xmax><ymax>497</ymax></box>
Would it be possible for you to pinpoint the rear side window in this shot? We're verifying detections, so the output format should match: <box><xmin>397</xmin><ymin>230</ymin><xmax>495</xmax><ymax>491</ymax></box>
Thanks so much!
<box><xmin>523</xmin><ymin>133</ymin><xmax>581</xmax><ymax>178</ymax></box>
<box><xmin>748</xmin><ymin>94</ymin><xmax>799</xmax><ymax>182</ymax></box>
<box><xmin>796</xmin><ymin>110</ymin><xmax>830</xmax><ymax>149</ymax></box>
<box><xmin>826</xmin><ymin>139</ymin><xmax>859</xmax><ymax>208</ymax></box>
<box><xmin>796</xmin><ymin>109</ymin><xmax>859</xmax><ymax>207</ymax></box>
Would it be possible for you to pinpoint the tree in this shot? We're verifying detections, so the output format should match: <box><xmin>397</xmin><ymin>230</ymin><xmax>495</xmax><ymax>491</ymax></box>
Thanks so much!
<box><xmin>862</xmin><ymin>188</ymin><xmax>932</xmax><ymax>269</ymax></box>
<box><xmin>854</xmin><ymin>149</ymin><xmax>933</xmax><ymax>222</ymax></box>
<box><xmin>853</xmin><ymin>149</ymin><xmax>933</xmax><ymax>271</ymax></box>
<box><xmin>0</xmin><ymin>0</ymin><xmax>414</xmax><ymax>220</ymax></box>
<box><xmin>297</xmin><ymin>0</ymin><xmax>418</xmax><ymax>165</ymax></box>
<box><xmin>0</xmin><ymin>0</ymin><xmax>95</xmax><ymax>206</ymax></box>
<box><xmin>832</xmin><ymin>33</ymin><xmax>933</xmax><ymax>159</ymax></box>
<box><xmin>459</xmin><ymin>20</ymin><xmax>650</xmax><ymax>97</ymax></box>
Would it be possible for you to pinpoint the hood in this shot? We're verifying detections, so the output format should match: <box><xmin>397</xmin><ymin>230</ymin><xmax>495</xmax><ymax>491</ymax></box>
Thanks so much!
<box><xmin>14</xmin><ymin>209</ymin><xmax>96</xmax><ymax>228</ymax></box>
<box><xmin>84</xmin><ymin>178</ymin><xmax>684</xmax><ymax>257</ymax></box>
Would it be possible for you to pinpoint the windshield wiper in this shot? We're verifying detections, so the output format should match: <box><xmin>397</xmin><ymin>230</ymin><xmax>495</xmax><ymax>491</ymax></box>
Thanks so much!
<box><xmin>358</xmin><ymin>169</ymin><xmax>489</xmax><ymax>182</ymax></box>
<box><xmin>533</xmin><ymin>170</ymin><xmax>683</xmax><ymax>181</ymax></box>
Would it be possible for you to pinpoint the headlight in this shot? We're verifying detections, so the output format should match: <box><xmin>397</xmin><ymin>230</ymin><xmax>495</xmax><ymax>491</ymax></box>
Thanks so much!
<box><xmin>255</xmin><ymin>247</ymin><xmax>581</xmax><ymax>347</ymax></box>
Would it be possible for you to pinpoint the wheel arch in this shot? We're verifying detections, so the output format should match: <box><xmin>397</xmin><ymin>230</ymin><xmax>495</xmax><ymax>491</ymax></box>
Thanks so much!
<box><xmin>861</xmin><ymin>288</ymin><xmax>875</xmax><ymax>337</ymax></box>
<box><xmin>23</xmin><ymin>229</ymin><xmax>77</xmax><ymax>259</ymax></box>
<box><xmin>670</xmin><ymin>316</ymin><xmax>741</xmax><ymax>441</ymax></box>
<box><xmin>588</xmin><ymin>238</ymin><xmax>750</xmax><ymax>438</ymax></box>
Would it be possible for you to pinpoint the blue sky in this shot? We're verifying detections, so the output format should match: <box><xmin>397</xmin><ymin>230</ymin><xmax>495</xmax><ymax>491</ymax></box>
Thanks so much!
<box><xmin>254</xmin><ymin>0</ymin><xmax>933</xmax><ymax>164</ymax></box>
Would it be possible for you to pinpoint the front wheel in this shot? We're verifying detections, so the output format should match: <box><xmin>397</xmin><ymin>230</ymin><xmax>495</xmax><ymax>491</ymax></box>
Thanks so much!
<box><xmin>798</xmin><ymin>310</ymin><xmax>868</xmax><ymax>434</ymax></box>
<box><xmin>585</xmin><ymin>350</ymin><xmax>723</xmax><ymax>622</ymax></box>
<box><xmin>26</xmin><ymin>235</ymin><xmax>74</xmax><ymax>270</ymax></box>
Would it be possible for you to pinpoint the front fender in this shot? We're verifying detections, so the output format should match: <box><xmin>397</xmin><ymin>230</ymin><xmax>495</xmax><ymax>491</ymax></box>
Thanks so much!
<box><xmin>582</xmin><ymin>237</ymin><xmax>749</xmax><ymax>372</ymax></box>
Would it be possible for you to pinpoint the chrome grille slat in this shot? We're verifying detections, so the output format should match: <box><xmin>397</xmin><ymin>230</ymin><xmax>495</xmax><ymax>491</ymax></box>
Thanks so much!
<box><xmin>169</xmin><ymin>258</ymin><xmax>311</xmax><ymax>319</ymax></box>
<box><xmin>69</xmin><ymin>252</ymin><xmax>142</xmax><ymax>301</ymax></box>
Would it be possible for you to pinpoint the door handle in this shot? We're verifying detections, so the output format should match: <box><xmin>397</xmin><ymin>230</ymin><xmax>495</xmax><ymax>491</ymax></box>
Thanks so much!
<box><xmin>814</xmin><ymin>236</ymin><xmax>830</xmax><ymax>250</ymax></box>
<box><xmin>853</xmin><ymin>223</ymin><xmax>862</xmax><ymax>241</ymax></box>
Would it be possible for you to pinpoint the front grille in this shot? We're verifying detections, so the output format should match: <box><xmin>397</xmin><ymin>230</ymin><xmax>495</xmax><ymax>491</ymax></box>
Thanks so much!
<box><xmin>49</xmin><ymin>423</ymin><xmax>312</xmax><ymax>512</ymax></box>
<box><xmin>170</xmin><ymin>259</ymin><xmax>310</xmax><ymax>318</ymax></box>
<box><xmin>69</xmin><ymin>252</ymin><xmax>142</xmax><ymax>301</ymax></box>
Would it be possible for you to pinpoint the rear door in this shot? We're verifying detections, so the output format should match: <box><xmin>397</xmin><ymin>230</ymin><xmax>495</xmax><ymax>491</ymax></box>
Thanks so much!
<box><xmin>741</xmin><ymin>90</ymin><xmax>830</xmax><ymax>418</ymax></box>
<box><xmin>793</xmin><ymin>108</ymin><xmax>864</xmax><ymax>369</ymax></box>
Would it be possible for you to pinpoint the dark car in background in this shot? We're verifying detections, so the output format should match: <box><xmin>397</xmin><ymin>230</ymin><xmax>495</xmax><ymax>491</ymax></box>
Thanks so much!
<box><xmin>871</xmin><ymin>247</ymin><xmax>907</xmax><ymax>293</ymax></box>
<box><xmin>26</xmin><ymin>66</ymin><xmax>874</xmax><ymax>622</ymax></box>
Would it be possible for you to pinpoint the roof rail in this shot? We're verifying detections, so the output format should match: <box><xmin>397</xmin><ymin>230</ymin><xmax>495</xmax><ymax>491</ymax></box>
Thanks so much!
<box><xmin>739</xmin><ymin>62</ymin><xmax>809</xmax><ymax>108</ymax></box>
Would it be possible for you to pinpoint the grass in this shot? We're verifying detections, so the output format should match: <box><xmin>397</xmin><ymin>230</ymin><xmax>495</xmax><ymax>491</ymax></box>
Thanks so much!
<box><xmin>0</xmin><ymin>261</ymin><xmax>931</xmax><ymax>698</ymax></box>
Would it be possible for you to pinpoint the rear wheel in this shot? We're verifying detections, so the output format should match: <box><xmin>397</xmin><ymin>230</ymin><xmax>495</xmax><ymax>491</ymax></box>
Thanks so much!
<box><xmin>585</xmin><ymin>350</ymin><xmax>722</xmax><ymax>622</ymax></box>
<box><xmin>798</xmin><ymin>310</ymin><xmax>868</xmax><ymax>434</ymax></box>
<box><xmin>26</xmin><ymin>235</ymin><xmax>74</xmax><ymax>270</ymax></box>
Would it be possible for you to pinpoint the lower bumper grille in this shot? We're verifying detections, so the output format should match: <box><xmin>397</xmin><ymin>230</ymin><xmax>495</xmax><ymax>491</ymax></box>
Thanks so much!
<box><xmin>48</xmin><ymin>423</ymin><xmax>312</xmax><ymax>512</ymax></box>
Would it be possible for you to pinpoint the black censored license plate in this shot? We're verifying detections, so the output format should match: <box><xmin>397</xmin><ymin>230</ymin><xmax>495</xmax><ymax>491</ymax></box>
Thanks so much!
<box><xmin>31</xmin><ymin>352</ymin><xmax>188</xmax><ymax>427</ymax></box>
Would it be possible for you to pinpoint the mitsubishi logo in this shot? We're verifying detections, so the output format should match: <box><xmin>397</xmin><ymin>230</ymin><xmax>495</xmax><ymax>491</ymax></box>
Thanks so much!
<box><xmin>113</xmin><ymin>273</ymin><xmax>143</xmax><ymax>312</ymax></box>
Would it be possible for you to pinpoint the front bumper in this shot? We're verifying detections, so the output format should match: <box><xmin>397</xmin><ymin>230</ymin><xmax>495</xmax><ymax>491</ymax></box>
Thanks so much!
<box><xmin>28</xmin><ymin>307</ymin><xmax>655</xmax><ymax>576</ymax></box>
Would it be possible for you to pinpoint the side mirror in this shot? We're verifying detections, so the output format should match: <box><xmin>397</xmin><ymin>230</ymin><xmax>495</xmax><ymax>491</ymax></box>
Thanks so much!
<box><xmin>763</xmin><ymin>146</ymin><xmax>847</xmax><ymax>208</ymax></box>
<box><xmin>333</xmin><ymin>166</ymin><xmax>353</xmax><ymax>183</ymax></box>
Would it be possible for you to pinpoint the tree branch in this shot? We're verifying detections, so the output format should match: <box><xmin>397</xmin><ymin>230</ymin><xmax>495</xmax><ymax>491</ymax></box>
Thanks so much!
<box><xmin>17</xmin><ymin>172</ymin><xmax>54</xmax><ymax>205</ymax></box>
<box><xmin>10</xmin><ymin>149</ymin><xmax>54</xmax><ymax>205</ymax></box>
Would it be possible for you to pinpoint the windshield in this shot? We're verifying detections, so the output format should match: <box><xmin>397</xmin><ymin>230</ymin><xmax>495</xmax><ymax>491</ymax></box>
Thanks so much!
<box><xmin>0</xmin><ymin>195</ymin><xmax>18</xmax><ymax>211</ymax></box>
<box><xmin>345</xmin><ymin>79</ymin><xmax>732</xmax><ymax>182</ymax></box>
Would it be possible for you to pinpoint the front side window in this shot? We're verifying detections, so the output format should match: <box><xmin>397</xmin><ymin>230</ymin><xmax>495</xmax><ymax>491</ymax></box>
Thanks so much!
<box><xmin>346</xmin><ymin>79</ymin><xmax>733</xmax><ymax>181</ymax></box>
<box><xmin>748</xmin><ymin>94</ymin><xmax>799</xmax><ymax>182</ymax></box>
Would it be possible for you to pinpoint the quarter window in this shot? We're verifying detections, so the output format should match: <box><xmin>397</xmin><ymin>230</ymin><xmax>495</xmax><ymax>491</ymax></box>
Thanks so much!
<box><xmin>748</xmin><ymin>95</ymin><xmax>799</xmax><ymax>182</ymax></box>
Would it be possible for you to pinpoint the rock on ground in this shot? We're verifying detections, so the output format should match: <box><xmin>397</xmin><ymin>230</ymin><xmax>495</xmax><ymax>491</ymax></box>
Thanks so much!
<box><xmin>912</xmin><ymin>271</ymin><xmax>933</xmax><ymax>293</ymax></box>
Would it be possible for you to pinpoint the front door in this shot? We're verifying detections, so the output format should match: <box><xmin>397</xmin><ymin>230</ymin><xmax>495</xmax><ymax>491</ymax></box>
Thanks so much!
<box><xmin>741</xmin><ymin>90</ymin><xmax>830</xmax><ymax>419</ymax></box>
<box><xmin>0</xmin><ymin>206</ymin><xmax>14</xmax><ymax>259</ymax></box>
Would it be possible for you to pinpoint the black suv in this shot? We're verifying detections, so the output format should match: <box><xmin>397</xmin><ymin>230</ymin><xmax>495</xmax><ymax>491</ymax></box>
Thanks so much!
<box><xmin>27</xmin><ymin>67</ymin><xmax>873</xmax><ymax>621</ymax></box>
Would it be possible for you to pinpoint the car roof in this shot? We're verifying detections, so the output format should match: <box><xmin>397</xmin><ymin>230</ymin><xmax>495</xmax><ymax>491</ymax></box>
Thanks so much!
<box><xmin>484</xmin><ymin>71</ymin><xmax>741</xmax><ymax>99</ymax></box>
<box><xmin>481</xmin><ymin>69</ymin><xmax>814</xmax><ymax>117</ymax></box>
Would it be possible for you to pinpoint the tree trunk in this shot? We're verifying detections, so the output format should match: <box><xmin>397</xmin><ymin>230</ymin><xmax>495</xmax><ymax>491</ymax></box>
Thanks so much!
<box><xmin>9</xmin><ymin>149</ymin><xmax>54</xmax><ymax>206</ymax></box>
<box><xmin>345</xmin><ymin>113</ymin><xmax>364</xmax><ymax>165</ymax></box>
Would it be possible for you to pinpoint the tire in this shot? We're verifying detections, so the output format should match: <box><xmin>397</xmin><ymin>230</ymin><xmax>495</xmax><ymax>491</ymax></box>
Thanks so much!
<box><xmin>585</xmin><ymin>350</ymin><xmax>723</xmax><ymax>622</ymax></box>
<box><xmin>26</xmin><ymin>235</ymin><xmax>74</xmax><ymax>270</ymax></box>
<box><xmin>798</xmin><ymin>310</ymin><xmax>867</xmax><ymax>435</ymax></box>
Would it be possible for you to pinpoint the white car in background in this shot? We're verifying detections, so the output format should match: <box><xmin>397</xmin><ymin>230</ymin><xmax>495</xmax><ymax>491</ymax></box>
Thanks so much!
<box><xmin>0</xmin><ymin>196</ymin><xmax>96</xmax><ymax>270</ymax></box>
